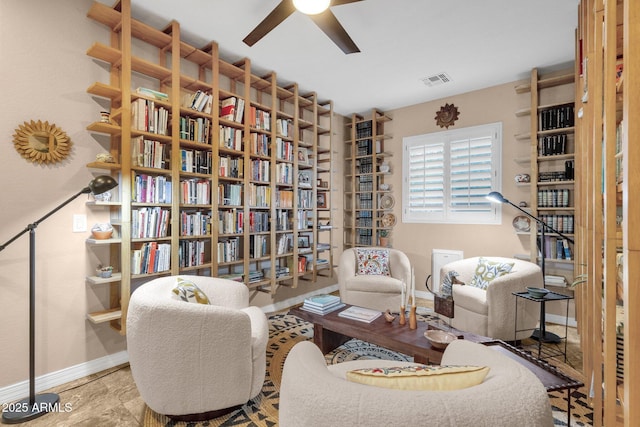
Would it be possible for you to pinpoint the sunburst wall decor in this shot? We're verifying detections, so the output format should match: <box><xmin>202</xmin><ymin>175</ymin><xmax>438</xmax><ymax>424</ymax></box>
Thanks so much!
<box><xmin>435</xmin><ymin>103</ymin><xmax>460</xmax><ymax>129</ymax></box>
<box><xmin>13</xmin><ymin>120</ymin><xmax>72</xmax><ymax>164</ymax></box>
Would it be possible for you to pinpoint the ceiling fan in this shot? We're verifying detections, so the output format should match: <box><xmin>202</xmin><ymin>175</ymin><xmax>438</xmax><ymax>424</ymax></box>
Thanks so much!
<box><xmin>243</xmin><ymin>0</ymin><xmax>363</xmax><ymax>54</ymax></box>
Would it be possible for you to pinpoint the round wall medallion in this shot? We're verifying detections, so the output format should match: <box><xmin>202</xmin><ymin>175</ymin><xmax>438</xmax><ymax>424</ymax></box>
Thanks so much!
<box><xmin>13</xmin><ymin>120</ymin><xmax>72</xmax><ymax>164</ymax></box>
<box><xmin>435</xmin><ymin>103</ymin><xmax>460</xmax><ymax>129</ymax></box>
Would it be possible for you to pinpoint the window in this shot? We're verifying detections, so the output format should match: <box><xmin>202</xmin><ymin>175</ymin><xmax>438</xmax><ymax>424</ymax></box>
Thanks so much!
<box><xmin>402</xmin><ymin>122</ymin><xmax>502</xmax><ymax>224</ymax></box>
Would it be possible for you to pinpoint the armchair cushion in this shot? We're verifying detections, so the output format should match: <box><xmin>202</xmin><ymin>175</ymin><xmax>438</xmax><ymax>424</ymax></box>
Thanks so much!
<box><xmin>355</xmin><ymin>248</ymin><xmax>391</xmax><ymax>276</ymax></box>
<box><xmin>171</xmin><ymin>277</ymin><xmax>210</xmax><ymax>304</ymax></box>
<box><xmin>468</xmin><ymin>257</ymin><xmax>514</xmax><ymax>290</ymax></box>
<box><xmin>346</xmin><ymin>364</ymin><xmax>489</xmax><ymax>391</ymax></box>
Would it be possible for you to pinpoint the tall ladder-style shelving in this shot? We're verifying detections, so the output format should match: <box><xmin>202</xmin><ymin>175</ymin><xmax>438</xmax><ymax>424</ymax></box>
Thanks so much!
<box><xmin>84</xmin><ymin>0</ymin><xmax>333</xmax><ymax>334</ymax></box>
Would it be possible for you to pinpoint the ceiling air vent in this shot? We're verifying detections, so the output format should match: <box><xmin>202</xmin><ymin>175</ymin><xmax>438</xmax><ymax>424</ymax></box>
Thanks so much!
<box><xmin>421</xmin><ymin>72</ymin><xmax>452</xmax><ymax>87</ymax></box>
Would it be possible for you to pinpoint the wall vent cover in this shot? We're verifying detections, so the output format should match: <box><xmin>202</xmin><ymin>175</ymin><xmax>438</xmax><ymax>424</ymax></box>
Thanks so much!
<box><xmin>421</xmin><ymin>72</ymin><xmax>452</xmax><ymax>87</ymax></box>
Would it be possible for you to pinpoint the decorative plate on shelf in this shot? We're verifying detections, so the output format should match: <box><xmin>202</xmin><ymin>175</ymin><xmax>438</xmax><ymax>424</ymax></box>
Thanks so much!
<box><xmin>379</xmin><ymin>194</ymin><xmax>395</xmax><ymax>209</ymax></box>
<box><xmin>512</xmin><ymin>216</ymin><xmax>531</xmax><ymax>232</ymax></box>
<box><xmin>381</xmin><ymin>213</ymin><xmax>397</xmax><ymax>227</ymax></box>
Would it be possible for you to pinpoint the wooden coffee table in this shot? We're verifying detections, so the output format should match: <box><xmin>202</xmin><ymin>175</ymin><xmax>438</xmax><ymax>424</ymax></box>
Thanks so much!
<box><xmin>289</xmin><ymin>304</ymin><xmax>492</xmax><ymax>364</ymax></box>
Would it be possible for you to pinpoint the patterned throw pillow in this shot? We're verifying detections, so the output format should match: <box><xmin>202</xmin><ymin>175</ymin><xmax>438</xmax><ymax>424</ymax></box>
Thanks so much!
<box><xmin>172</xmin><ymin>277</ymin><xmax>210</xmax><ymax>304</ymax></box>
<box><xmin>346</xmin><ymin>365</ymin><xmax>490</xmax><ymax>391</ymax></box>
<box><xmin>440</xmin><ymin>270</ymin><xmax>462</xmax><ymax>298</ymax></box>
<box><xmin>355</xmin><ymin>248</ymin><xmax>391</xmax><ymax>276</ymax></box>
<box><xmin>469</xmin><ymin>257</ymin><xmax>514</xmax><ymax>290</ymax></box>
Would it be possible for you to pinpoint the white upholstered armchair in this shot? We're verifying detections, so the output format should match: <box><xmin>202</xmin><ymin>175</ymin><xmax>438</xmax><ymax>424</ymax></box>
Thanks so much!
<box><xmin>279</xmin><ymin>340</ymin><xmax>552</xmax><ymax>427</ymax></box>
<box><xmin>440</xmin><ymin>256</ymin><xmax>541</xmax><ymax>341</ymax></box>
<box><xmin>126</xmin><ymin>275</ymin><xmax>269</xmax><ymax>421</ymax></box>
<box><xmin>338</xmin><ymin>247</ymin><xmax>411</xmax><ymax>312</ymax></box>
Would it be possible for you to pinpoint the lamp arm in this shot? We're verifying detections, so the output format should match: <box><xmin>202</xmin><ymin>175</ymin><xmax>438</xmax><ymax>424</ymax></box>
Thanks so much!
<box><xmin>504</xmin><ymin>200</ymin><xmax>574</xmax><ymax>244</ymax></box>
<box><xmin>0</xmin><ymin>187</ymin><xmax>90</xmax><ymax>252</ymax></box>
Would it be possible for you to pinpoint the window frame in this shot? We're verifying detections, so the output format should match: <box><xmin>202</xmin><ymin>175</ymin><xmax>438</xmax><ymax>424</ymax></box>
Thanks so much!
<box><xmin>401</xmin><ymin>122</ymin><xmax>503</xmax><ymax>225</ymax></box>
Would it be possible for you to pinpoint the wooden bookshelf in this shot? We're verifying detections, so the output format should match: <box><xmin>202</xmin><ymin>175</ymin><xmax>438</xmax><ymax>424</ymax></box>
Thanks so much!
<box><xmin>574</xmin><ymin>0</ymin><xmax>639</xmax><ymax>425</ymax></box>
<box><xmin>343</xmin><ymin>109</ymin><xmax>393</xmax><ymax>248</ymax></box>
<box><xmin>85</xmin><ymin>0</ymin><xmax>333</xmax><ymax>334</ymax></box>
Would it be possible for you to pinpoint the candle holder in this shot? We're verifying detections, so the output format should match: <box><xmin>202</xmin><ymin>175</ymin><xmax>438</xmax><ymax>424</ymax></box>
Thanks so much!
<box><xmin>399</xmin><ymin>305</ymin><xmax>407</xmax><ymax>325</ymax></box>
<box><xmin>409</xmin><ymin>297</ymin><xmax>417</xmax><ymax>330</ymax></box>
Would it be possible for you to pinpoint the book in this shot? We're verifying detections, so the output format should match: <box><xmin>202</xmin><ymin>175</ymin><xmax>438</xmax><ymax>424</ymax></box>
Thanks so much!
<box><xmin>136</xmin><ymin>87</ymin><xmax>169</xmax><ymax>101</ymax></box>
<box><xmin>304</xmin><ymin>294</ymin><xmax>340</xmax><ymax>309</ymax></box>
<box><xmin>220</xmin><ymin>97</ymin><xmax>236</xmax><ymax>121</ymax></box>
<box><xmin>337</xmin><ymin>306</ymin><xmax>382</xmax><ymax>323</ymax></box>
<box><xmin>301</xmin><ymin>302</ymin><xmax>345</xmax><ymax>316</ymax></box>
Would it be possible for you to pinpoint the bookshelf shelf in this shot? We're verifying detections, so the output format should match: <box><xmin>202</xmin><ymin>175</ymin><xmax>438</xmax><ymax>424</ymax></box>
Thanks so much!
<box><xmin>86</xmin><ymin>0</ymin><xmax>333</xmax><ymax>333</ymax></box>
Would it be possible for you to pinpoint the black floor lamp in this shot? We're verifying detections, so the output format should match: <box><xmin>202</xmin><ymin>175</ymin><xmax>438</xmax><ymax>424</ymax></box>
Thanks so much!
<box><xmin>486</xmin><ymin>191</ymin><xmax>575</xmax><ymax>343</ymax></box>
<box><xmin>0</xmin><ymin>175</ymin><xmax>118</xmax><ymax>424</ymax></box>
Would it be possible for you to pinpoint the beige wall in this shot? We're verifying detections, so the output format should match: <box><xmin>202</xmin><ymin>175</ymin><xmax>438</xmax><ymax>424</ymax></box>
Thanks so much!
<box><xmin>380</xmin><ymin>81</ymin><xmax>533</xmax><ymax>292</ymax></box>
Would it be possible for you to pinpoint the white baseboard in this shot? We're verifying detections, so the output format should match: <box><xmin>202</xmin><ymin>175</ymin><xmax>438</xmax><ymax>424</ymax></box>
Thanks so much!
<box><xmin>0</xmin><ymin>350</ymin><xmax>129</xmax><ymax>405</ymax></box>
<box><xmin>259</xmin><ymin>284</ymin><xmax>340</xmax><ymax>314</ymax></box>
<box><xmin>546</xmin><ymin>313</ymin><xmax>577</xmax><ymax>328</ymax></box>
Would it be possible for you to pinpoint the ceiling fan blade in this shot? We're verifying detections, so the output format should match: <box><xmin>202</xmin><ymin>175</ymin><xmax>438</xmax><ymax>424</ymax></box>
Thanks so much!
<box><xmin>310</xmin><ymin>9</ymin><xmax>360</xmax><ymax>54</ymax></box>
<box><xmin>331</xmin><ymin>0</ymin><xmax>364</xmax><ymax>6</ymax></box>
<box><xmin>243</xmin><ymin>0</ymin><xmax>296</xmax><ymax>47</ymax></box>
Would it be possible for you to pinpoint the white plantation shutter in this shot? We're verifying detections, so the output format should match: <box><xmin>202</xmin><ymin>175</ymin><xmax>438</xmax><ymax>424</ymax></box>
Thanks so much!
<box><xmin>403</xmin><ymin>123</ymin><xmax>502</xmax><ymax>224</ymax></box>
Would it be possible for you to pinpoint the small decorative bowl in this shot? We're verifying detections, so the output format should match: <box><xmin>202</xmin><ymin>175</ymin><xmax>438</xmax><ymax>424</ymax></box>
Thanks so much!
<box><xmin>526</xmin><ymin>287</ymin><xmax>549</xmax><ymax>298</ymax></box>
<box><xmin>91</xmin><ymin>230</ymin><xmax>113</xmax><ymax>240</ymax></box>
<box><xmin>424</xmin><ymin>330</ymin><xmax>458</xmax><ymax>350</ymax></box>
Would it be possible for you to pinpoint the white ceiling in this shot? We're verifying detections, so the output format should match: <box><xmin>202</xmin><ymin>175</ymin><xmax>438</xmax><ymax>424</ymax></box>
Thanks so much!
<box><xmin>102</xmin><ymin>0</ymin><xmax>578</xmax><ymax>115</ymax></box>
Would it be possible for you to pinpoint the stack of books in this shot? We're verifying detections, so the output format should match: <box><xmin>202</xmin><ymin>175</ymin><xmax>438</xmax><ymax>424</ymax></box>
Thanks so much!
<box><xmin>545</xmin><ymin>274</ymin><xmax>568</xmax><ymax>287</ymax></box>
<box><xmin>301</xmin><ymin>294</ymin><xmax>344</xmax><ymax>315</ymax></box>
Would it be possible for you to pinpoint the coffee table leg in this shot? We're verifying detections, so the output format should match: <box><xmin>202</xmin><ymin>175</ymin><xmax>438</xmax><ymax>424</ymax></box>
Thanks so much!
<box><xmin>313</xmin><ymin>323</ymin><xmax>351</xmax><ymax>354</ymax></box>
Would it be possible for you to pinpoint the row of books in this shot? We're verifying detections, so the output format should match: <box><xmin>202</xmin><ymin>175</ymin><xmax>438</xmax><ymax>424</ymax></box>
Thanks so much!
<box><xmin>132</xmin><ymin>173</ymin><xmax>172</xmax><ymax>204</ymax></box>
<box><xmin>276</xmin><ymin>163</ymin><xmax>294</xmax><ymax>185</ymax></box>
<box><xmin>220</xmin><ymin>126</ymin><xmax>243</xmax><ymax>151</ymax></box>
<box><xmin>539</xmin><ymin>104</ymin><xmax>575</xmax><ymax>131</ymax></box>
<box><xmin>248</xmin><ymin>183</ymin><xmax>271</xmax><ymax>208</ymax></box>
<box><xmin>132</xmin><ymin>98</ymin><xmax>169</xmax><ymax>135</ymax></box>
<box><xmin>178</xmin><ymin>240</ymin><xmax>207</xmax><ymax>268</ymax></box>
<box><xmin>179</xmin><ymin>211</ymin><xmax>210</xmax><ymax>237</ymax></box>
<box><xmin>538</xmin><ymin>133</ymin><xmax>569</xmax><ymax>156</ymax></box>
<box><xmin>218</xmin><ymin>183</ymin><xmax>242</xmax><ymax>206</ymax></box>
<box><xmin>537</xmin><ymin>236</ymin><xmax>572</xmax><ymax>260</ymax></box>
<box><xmin>250</xmin><ymin>235</ymin><xmax>269</xmax><ymax>258</ymax></box>
<box><xmin>249</xmin><ymin>211</ymin><xmax>270</xmax><ymax>233</ymax></box>
<box><xmin>179</xmin><ymin>178</ymin><xmax>211</xmax><ymax>205</ymax></box>
<box><xmin>131</xmin><ymin>137</ymin><xmax>169</xmax><ymax>170</ymax></box>
<box><xmin>275</xmin><ymin>137</ymin><xmax>294</xmax><ymax>161</ymax></box>
<box><xmin>180</xmin><ymin>148</ymin><xmax>211</xmax><ymax>174</ymax></box>
<box><xmin>219</xmin><ymin>156</ymin><xmax>243</xmax><ymax>179</ymax></box>
<box><xmin>179</xmin><ymin>116</ymin><xmax>211</xmax><ymax>144</ymax></box>
<box><xmin>131</xmin><ymin>242</ymin><xmax>171</xmax><ymax>275</ymax></box>
<box><xmin>251</xmin><ymin>133</ymin><xmax>270</xmax><ymax>157</ymax></box>
<box><xmin>249</xmin><ymin>106</ymin><xmax>270</xmax><ymax>131</ymax></box>
<box><xmin>250</xmin><ymin>159</ymin><xmax>270</xmax><ymax>182</ymax></box>
<box><xmin>298</xmin><ymin>189</ymin><xmax>314</xmax><ymax>209</ymax></box>
<box><xmin>182</xmin><ymin>90</ymin><xmax>213</xmax><ymax>114</ymax></box>
<box><xmin>218</xmin><ymin>209</ymin><xmax>243</xmax><ymax>234</ymax></box>
<box><xmin>276</xmin><ymin>190</ymin><xmax>294</xmax><ymax>208</ymax></box>
<box><xmin>220</xmin><ymin>96</ymin><xmax>245</xmax><ymax>123</ymax></box>
<box><xmin>540</xmin><ymin>214</ymin><xmax>575</xmax><ymax>234</ymax></box>
<box><xmin>537</xmin><ymin>189</ymin><xmax>571</xmax><ymax>208</ymax></box>
<box><xmin>276</xmin><ymin>118</ymin><xmax>293</xmax><ymax>137</ymax></box>
<box><xmin>217</xmin><ymin>237</ymin><xmax>240</xmax><ymax>263</ymax></box>
<box><xmin>131</xmin><ymin>207</ymin><xmax>170</xmax><ymax>239</ymax></box>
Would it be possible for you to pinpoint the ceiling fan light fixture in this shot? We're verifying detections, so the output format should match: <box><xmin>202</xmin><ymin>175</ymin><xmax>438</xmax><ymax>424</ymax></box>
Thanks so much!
<box><xmin>293</xmin><ymin>0</ymin><xmax>331</xmax><ymax>15</ymax></box>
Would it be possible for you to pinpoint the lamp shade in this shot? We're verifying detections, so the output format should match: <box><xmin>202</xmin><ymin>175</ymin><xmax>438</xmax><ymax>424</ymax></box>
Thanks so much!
<box><xmin>88</xmin><ymin>175</ymin><xmax>118</xmax><ymax>195</ymax></box>
<box><xmin>486</xmin><ymin>191</ymin><xmax>507</xmax><ymax>204</ymax></box>
<box><xmin>293</xmin><ymin>0</ymin><xmax>330</xmax><ymax>15</ymax></box>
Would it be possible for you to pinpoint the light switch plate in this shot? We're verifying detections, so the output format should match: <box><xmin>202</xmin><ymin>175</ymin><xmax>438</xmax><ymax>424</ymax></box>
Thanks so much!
<box><xmin>73</xmin><ymin>214</ymin><xmax>87</xmax><ymax>232</ymax></box>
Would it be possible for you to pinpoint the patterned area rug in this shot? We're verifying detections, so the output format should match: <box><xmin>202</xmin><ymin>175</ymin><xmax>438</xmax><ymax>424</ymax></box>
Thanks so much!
<box><xmin>143</xmin><ymin>312</ymin><xmax>593</xmax><ymax>427</ymax></box>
